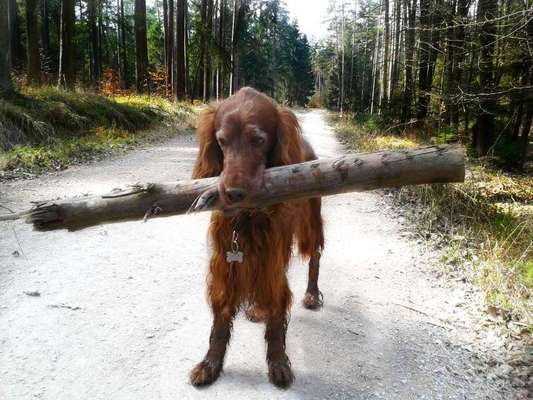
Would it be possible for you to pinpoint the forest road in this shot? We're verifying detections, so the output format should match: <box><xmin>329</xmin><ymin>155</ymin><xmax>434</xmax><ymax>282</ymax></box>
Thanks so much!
<box><xmin>0</xmin><ymin>109</ymin><xmax>518</xmax><ymax>399</ymax></box>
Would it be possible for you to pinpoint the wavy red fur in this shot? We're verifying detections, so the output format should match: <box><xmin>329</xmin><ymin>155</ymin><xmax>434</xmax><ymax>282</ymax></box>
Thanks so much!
<box><xmin>189</xmin><ymin>87</ymin><xmax>324</xmax><ymax>389</ymax></box>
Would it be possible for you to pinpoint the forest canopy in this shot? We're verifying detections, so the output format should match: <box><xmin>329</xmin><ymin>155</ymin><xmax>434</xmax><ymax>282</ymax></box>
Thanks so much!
<box><xmin>1</xmin><ymin>0</ymin><xmax>315</xmax><ymax>105</ymax></box>
<box><xmin>313</xmin><ymin>0</ymin><xmax>532</xmax><ymax>169</ymax></box>
<box><xmin>0</xmin><ymin>0</ymin><xmax>531</xmax><ymax>168</ymax></box>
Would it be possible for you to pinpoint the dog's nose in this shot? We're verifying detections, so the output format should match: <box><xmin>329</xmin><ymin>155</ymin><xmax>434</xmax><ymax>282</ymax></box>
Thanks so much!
<box><xmin>225</xmin><ymin>187</ymin><xmax>247</xmax><ymax>204</ymax></box>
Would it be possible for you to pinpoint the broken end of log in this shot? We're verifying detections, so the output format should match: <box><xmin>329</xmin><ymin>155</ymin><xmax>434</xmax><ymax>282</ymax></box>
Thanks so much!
<box><xmin>25</xmin><ymin>203</ymin><xmax>64</xmax><ymax>231</ymax></box>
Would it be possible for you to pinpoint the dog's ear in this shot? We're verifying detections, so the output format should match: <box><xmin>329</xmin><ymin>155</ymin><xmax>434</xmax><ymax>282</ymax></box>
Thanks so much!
<box><xmin>269</xmin><ymin>108</ymin><xmax>305</xmax><ymax>167</ymax></box>
<box><xmin>192</xmin><ymin>104</ymin><xmax>223</xmax><ymax>179</ymax></box>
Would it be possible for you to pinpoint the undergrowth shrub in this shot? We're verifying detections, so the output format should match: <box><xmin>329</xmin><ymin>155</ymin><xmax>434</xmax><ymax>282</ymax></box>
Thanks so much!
<box><xmin>395</xmin><ymin>172</ymin><xmax>532</xmax><ymax>323</ymax></box>
<box><xmin>333</xmin><ymin>111</ymin><xmax>532</xmax><ymax>324</ymax></box>
<box><xmin>0</xmin><ymin>127</ymin><xmax>137</xmax><ymax>172</ymax></box>
<box><xmin>0</xmin><ymin>87</ymin><xmax>197</xmax><ymax>175</ymax></box>
<box><xmin>333</xmin><ymin>113</ymin><xmax>421</xmax><ymax>151</ymax></box>
<box><xmin>0</xmin><ymin>87</ymin><xmax>195</xmax><ymax>150</ymax></box>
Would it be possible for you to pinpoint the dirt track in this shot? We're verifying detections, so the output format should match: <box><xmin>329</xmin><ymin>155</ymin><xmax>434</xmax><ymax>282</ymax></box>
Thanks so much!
<box><xmin>0</xmin><ymin>109</ymin><xmax>519</xmax><ymax>399</ymax></box>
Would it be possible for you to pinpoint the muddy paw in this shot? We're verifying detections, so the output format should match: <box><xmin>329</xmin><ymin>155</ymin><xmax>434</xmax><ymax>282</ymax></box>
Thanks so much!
<box><xmin>302</xmin><ymin>291</ymin><xmax>323</xmax><ymax>310</ymax></box>
<box><xmin>190</xmin><ymin>359</ymin><xmax>222</xmax><ymax>387</ymax></box>
<box><xmin>245</xmin><ymin>306</ymin><xmax>269</xmax><ymax>322</ymax></box>
<box><xmin>268</xmin><ymin>359</ymin><xmax>294</xmax><ymax>388</ymax></box>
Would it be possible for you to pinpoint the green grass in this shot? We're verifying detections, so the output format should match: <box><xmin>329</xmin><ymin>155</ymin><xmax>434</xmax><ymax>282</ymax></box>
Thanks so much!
<box><xmin>333</xmin><ymin>112</ymin><xmax>422</xmax><ymax>151</ymax></box>
<box><xmin>0</xmin><ymin>128</ymin><xmax>137</xmax><ymax>172</ymax></box>
<box><xmin>519</xmin><ymin>260</ymin><xmax>533</xmax><ymax>287</ymax></box>
<box><xmin>333</xmin><ymin>112</ymin><xmax>533</xmax><ymax>325</ymax></box>
<box><xmin>0</xmin><ymin>87</ymin><xmax>197</xmax><ymax>175</ymax></box>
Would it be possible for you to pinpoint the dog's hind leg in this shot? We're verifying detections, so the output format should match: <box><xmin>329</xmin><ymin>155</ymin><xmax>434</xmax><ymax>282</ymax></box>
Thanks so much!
<box><xmin>298</xmin><ymin>198</ymin><xmax>325</xmax><ymax>310</ymax></box>
<box><xmin>303</xmin><ymin>250</ymin><xmax>323</xmax><ymax>309</ymax></box>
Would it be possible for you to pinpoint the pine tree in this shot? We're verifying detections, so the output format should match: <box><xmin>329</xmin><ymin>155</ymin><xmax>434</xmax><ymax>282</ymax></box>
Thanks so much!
<box><xmin>135</xmin><ymin>0</ymin><xmax>149</xmax><ymax>92</ymax></box>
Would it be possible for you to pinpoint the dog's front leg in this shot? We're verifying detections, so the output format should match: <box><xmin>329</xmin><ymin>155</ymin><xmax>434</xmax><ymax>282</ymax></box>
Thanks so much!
<box><xmin>190</xmin><ymin>310</ymin><xmax>234</xmax><ymax>387</ymax></box>
<box><xmin>265</xmin><ymin>311</ymin><xmax>294</xmax><ymax>388</ymax></box>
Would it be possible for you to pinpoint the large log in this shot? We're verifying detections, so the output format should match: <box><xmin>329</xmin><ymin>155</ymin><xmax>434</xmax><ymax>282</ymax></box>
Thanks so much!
<box><xmin>2</xmin><ymin>145</ymin><xmax>464</xmax><ymax>231</ymax></box>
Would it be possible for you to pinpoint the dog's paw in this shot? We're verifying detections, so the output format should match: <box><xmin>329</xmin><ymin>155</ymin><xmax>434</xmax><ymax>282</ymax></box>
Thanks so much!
<box><xmin>268</xmin><ymin>359</ymin><xmax>294</xmax><ymax>389</ymax></box>
<box><xmin>245</xmin><ymin>306</ymin><xmax>269</xmax><ymax>323</ymax></box>
<box><xmin>302</xmin><ymin>290</ymin><xmax>323</xmax><ymax>310</ymax></box>
<box><xmin>190</xmin><ymin>360</ymin><xmax>222</xmax><ymax>387</ymax></box>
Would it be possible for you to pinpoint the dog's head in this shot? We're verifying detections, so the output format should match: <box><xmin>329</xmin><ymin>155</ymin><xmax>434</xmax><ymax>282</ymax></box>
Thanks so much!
<box><xmin>192</xmin><ymin>87</ymin><xmax>305</xmax><ymax>210</ymax></box>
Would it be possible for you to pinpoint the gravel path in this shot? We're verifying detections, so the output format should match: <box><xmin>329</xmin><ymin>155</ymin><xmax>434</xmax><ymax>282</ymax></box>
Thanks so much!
<box><xmin>0</xmin><ymin>109</ymin><xmax>518</xmax><ymax>399</ymax></box>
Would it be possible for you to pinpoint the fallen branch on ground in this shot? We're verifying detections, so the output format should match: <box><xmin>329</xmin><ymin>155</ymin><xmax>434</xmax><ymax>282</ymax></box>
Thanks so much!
<box><xmin>0</xmin><ymin>145</ymin><xmax>465</xmax><ymax>231</ymax></box>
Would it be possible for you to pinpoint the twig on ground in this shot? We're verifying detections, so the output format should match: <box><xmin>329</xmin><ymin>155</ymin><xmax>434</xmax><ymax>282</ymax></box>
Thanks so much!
<box><xmin>393</xmin><ymin>302</ymin><xmax>455</xmax><ymax>330</ymax></box>
<box><xmin>0</xmin><ymin>211</ymin><xmax>31</xmax><ymax>222</ymax></box>
<box><xmin>48</xmin><ymin>304</ymin><xmax>82</xmax><ymax>311</ymax></box>
<box><xmin>0</xmin><ymin>204</ymin><xmax>15</xmax><ymax>213</ymax></box>
<box><xmin>393</xmin><ymin>302</ymin><xmax>431</xmax><ymax>317</ymax></box>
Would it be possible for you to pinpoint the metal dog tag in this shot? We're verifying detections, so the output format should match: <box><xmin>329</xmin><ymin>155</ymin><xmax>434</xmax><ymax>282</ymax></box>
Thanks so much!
<box><xmin>226</xmin><ymin>229</ymin><xmax>244</xmax><ymax>263</ymax></box>
<box><xmin>226</xmin><ymin>250</ymin><xmax>244</xmax><ymax>263</ymax></box>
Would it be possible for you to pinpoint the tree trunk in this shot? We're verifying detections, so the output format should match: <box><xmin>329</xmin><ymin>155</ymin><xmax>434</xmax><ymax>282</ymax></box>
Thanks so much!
<box><xmin>26</xmin><ymin>0</ymin><xmax>42</xmax><ymax>86</ymax></box>
<box><xmin>340</xmin><ymin>0</ymin><xmax>345</xmax><ymax>114</ymax></box>
<box><xmin>473</xmin><ymin>0</ymin><xmax>498</xmax><ymax>155</ymax></box>
<box><xmin>349</xmin><ymin>5</ymin><xmax>355</xmax><ymax>110</ymax></box>
<box><xmin>0</xmin><ymin>0</ymin><xmax>13</xmax><ymax>94</ymax></box>
<box><xmin>167</xmin><ymin>0</ymin><xmax>174</xmax><ymax>96</ymax></box>
<box><xmin>204</xmin><ymin>0</ymin><xmax>214</xmax><ymax>101</ymax></box>
<box><xmin>163</xmin><ymin>0</ymin><xmax>169</xmax><ymax>93</ymax></box>
<box><xmin>175</xmin><ymin>0</ymin><xmax>186</xmax><ymax>100</ymax></box>
<box><xmin>41</xmin><ymin>0</ymin><xmax>50</xmax><ymax>63</ymax></box>
<box><xmin>119</xmin><ymin>0</ymin><xmax>128</xmax><ymax>88</ymax></box>
<box><xmin>21</xmin><ymin>145</ymin><xmax>465</xmax><ymax>231</ymax></box>
<box><xmin>453</xmin><ymin>0</ymin><xmax>470</xmax><ymax>129</ymax></box>
<box><xmin>518</xmin><ymin>1</ymin><xmax>533</xmax><ymax>165</ymax></box>
<box><xmin>390</xmin><ymin>0</ymin><xmax>401</xmax><ymax>98</ymax></box>
<box><xmin>229</xmin><ymin>0</ymin><xmax>239</xmax><ymax>95</ymax></box>
<box><xmin>443</xmin><ymin>0</ymin><xmax>455</xmax><ymax>126</ymax></box>
<box><xmin>416</xmin><ymin>0</ymin><xmax>431</xmax><ymax>120</ymax></box>
<box><xmin>370</xmin><ymin>17</ymin><xmax>379</xmax><ymax>115</ymax></box>
<box><xmin>192</xmin><ymin>0</ymin><xmax>206</xmax><ymax>99</ymax></box>
<box><xmin>88</xmin><ymin>0</ymin><xmax>101</xmax><ymax>87</ymax></box>
<box><xmin>416</xmin><ymin>0</ymin><xmax>440</xmax><ymax>121</ymax></box>
<box><xmin>9</xmin><ymin>0</ymin><xmax>23</xmax><ymax>69</ymax></box>
<box><xmin>198</xmin><ymin>0</ymin><xmax>213</xmax><ymax>101</ymax></box>
<box><xmin>97</xmin><ymin>7</ymin><xmax>105</xmax><ymax>70</ymax></box>
<box><xmin>520</xmin><ymin>105</ymin><xmax>532</xmax><ymax>169</ymax></box>
<box><xmin>449</xmin><ymin>0</ymin><xmax>470</xmax><ymax>128</ymax></box>
<box><xmin>217</xmin><ymin>0</ymin><xmax>225</xmax><ymax>99</ymax></box>
<box><xmin>59</xmin><ymin>0</ymin><xmax>76</xmax><ymax>89</ymax></box>
<box><xmin>134</xmin><ymin>0</ymin><xmax>149</xmax><ymax>93</ymax></box>
<box><xmin>401</xmin><ymin>0</ymin><xmax>416</xmax><ymax>123</ymax></box>
<box><xmin>512</xmin><ymin>104</ymin><xmax>524</xmax><ymax>140</ymax></box>
<box><xmin>381</xmin><ymin>0</ymin><xmax>390</xmax><ymax>111</ymax></box>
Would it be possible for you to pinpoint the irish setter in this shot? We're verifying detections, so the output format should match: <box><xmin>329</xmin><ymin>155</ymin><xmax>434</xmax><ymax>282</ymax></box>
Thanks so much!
<box><xmin>190</xmin><ymin>87</ymin><xmax>324</xmax><ymax>388</ymax></box>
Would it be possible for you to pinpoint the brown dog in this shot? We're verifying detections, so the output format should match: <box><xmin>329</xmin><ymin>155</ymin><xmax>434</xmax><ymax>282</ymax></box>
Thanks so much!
<box><xmin>190</xmin><ymin>87</ymin><xmax>324</xmax><ymax>388</ymax></box>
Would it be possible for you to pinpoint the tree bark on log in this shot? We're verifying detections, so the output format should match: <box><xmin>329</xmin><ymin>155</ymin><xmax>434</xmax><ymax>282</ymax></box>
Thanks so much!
<box><xmin>3</xmin><ymin>145</ymin><xmax>464</xmax><ymax>231</ymax></box>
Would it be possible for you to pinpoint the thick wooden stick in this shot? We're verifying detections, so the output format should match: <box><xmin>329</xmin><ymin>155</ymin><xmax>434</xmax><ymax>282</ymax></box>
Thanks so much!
<box><xmin>3</xmin><ymin>145</ymin><xmax>464</xmax><ymax>231</ymax></box>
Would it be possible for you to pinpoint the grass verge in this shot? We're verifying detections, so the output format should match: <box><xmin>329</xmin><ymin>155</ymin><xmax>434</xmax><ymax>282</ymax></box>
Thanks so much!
<box><xmin>334</xmin><ymin>112</ymin><xmax>532</xmax><ymax>327</ymax></box>
<box><xmin>0</xmin><ymin>87</ymin><xmax>197</xmax><ymax>177</ymax></box>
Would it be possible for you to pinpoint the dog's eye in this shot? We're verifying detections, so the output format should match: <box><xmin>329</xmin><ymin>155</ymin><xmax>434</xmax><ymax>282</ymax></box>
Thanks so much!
<box><xmin>217</xmin><ymin>137</ymin><xmax>228</xmax><ymax>147</ymax></box>
<box><xmin>252</xmin><ymin>136</ymin><xmax>265</xmax><ymax>146</ymax></box>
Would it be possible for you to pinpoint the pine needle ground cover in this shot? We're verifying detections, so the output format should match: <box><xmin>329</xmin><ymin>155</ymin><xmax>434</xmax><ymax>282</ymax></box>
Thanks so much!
<box><xmin>334</xmin><ymin>113</ymin><xmax>532</xmax><ymax>327</ymax></box>
<box><xmin>0</xmin><ymin>87</ymin><xmax>196</xmax><ymax>176</ymax></box>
